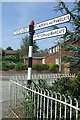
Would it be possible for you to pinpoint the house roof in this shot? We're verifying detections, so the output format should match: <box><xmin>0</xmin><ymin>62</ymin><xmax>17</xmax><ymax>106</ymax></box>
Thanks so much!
<box><xmin>5</xmin><ymin>50</ymin><xmax>16</xmax><ymax>55</ymax></box>
<box><xmin>24</xmin><ymin>52</ymin><xmax>48</xmax><ymax>59</ymax></box>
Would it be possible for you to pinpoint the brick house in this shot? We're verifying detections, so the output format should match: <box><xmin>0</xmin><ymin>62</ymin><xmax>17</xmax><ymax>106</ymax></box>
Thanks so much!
<box><xmin>24</xmin><ymin>52</ymin><xmax>48</xmax><ymax>65</ymax></box>
<box><xmin>5</xmin><ymin>50</ymin><xmax>16</xmax><ymax>56</ymax></box>
<box><xmin>45</xmin><ymin>39</ymin><xmax>80</xmax><ymax>73</ymax></box>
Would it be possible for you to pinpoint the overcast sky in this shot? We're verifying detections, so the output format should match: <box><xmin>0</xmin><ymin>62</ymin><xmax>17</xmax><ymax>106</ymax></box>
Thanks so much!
<box><xmin>2</xmin><ymin>2</ymin><xmax>75</xmax><ymax>50</ymax></box>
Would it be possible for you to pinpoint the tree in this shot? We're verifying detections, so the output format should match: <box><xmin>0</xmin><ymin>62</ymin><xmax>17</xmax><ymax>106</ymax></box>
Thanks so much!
<box><xmin>20</xmin><ymin>36</ymin><xmax>39</xmax><ymax>57</ymax></box>
<box><xmin>6</xmin><ymin>46</ymin><xmax>13</xmax><ymax>50</ymax></box>
<box><xmin>39</xmin><ymin>48</ymin><xmax>49</xmax><ymax>53</ymax></box>
<box><xmin>20</xmin><ymin>36</ymin><xmax>28</xmax><ymax>57</ymax></box>
<box><xmin>33</xmin><ymin>41</ymin><xmax>39</xmax><ymax>53</ymax></box>
<box><xmin>54</xmin><ymin>1</ymin><xmax>80</xmax><ymax>70</ymax></box>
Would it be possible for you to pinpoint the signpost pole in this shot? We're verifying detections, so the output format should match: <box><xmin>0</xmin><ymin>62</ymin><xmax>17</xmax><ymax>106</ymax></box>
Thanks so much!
<box><xmin>27</xmin><ymin>20</ymin><xmax>35</xmax><ymax>85</ymax></box>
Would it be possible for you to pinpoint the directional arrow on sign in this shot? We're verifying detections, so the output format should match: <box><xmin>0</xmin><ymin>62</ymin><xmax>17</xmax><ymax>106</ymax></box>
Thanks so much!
<box><xmin>14</xmin><ymin>14</ymin><xmax>70</xmax><ymax>35</ymax></box>
<box><xmin>33</xmin><ymin>27</ymin><xmax>66</xmax><ymax>40</ymax></box>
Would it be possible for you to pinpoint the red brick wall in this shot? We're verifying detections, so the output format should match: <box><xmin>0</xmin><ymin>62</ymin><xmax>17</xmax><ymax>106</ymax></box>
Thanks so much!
<box><xmin>46</xmin><ymin>41</ymin><xmax>80</xmax><ymax>73</ymax></box>
<box><xmin>25</xmin><ymin>58</ymin><xmax>42</xmax><ymax>65</ymax></box>
<box><xmin>45</xmin><ymin>53</ymin><xmax>60</xmax><ymax>64</ymax></box>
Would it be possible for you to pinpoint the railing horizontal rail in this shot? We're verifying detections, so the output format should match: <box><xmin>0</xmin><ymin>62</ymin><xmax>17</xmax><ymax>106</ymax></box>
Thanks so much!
<box><xmin>10</xmin><ymin>79</ymin><xmax>80</xmax><ymax>111</ymax></box>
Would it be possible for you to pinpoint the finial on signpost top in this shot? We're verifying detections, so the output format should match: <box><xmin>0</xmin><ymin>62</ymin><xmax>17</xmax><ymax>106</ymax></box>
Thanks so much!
<box><xmin>30</xmin><ymin>20</ymin><xmax>34</xmax><ymax>25</ymax></box>
<box><xmin>29</xmin><ymin>20</ymin><xmax>35</xmax><ymax>35</ymax></box>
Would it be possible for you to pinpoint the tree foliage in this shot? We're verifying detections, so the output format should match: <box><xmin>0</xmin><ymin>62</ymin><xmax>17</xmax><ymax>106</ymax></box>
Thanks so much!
<box><xmin>20</xmin><ymin>36</ymin><xmax>39</xmax><ymax>57</ymax></box>
<box><xmin>54</xmin><ymin>1</ymin><xmax>80</xmax><ymax>70</ymax></box>
<box><xmin>6</xmin><ymin>46</ymin><xmax>13</xmax><ymax>50</ymax></box>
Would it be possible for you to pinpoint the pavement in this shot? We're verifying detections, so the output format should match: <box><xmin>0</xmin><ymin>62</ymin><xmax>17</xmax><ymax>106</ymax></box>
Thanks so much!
<box><xmin>0</xmin><ymin>74</ymin><xmax>10</xmax><ymax>119</ymax></box>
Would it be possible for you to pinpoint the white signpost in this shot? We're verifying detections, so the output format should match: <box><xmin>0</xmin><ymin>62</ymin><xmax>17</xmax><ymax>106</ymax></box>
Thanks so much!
<box><xmin>14</xmin><ymin>14</ymin><xmax>70</xmax><ymax>35</ymax></box>
<box><xmin>33</xmin><ymin>27</ymin><xmax>66</xmax><ymax>40</ymax></box>
<box><xmin>13</xmin><ymin>13</ymin><xmax>71</xmax><ymax>84</ymax></box>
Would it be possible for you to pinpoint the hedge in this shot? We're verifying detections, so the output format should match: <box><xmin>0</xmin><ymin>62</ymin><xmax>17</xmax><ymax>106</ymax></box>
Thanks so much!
<box><xmin>14</xmin><ymin>63</ymin><xmax>28</xmax><ymax>71</ymax></box>
<box><xmin>2</xmin><ymin>62</ymin><xmax>15</xmax><ymax>71</ymax></box>
<box><xmin>32</xmin><ymin>64</ymin><xmax>59</xmax><ymax>72</ymax></box>
<box><xmin>32</xmin><ymin>64</ymin><xmax>49</xmax><ymax>70</ymax></box>
<box><xmin>2</xmin><ymin>56</ymin><xmax>17</xmax><ymax>63</ymax></box>
<box><xmin>49</xmin><ymin>63</ymin><xmax>59</xmax><ymax>72</ymax></box>
<box><xmin>2</xmin><ymin>61</ymin><xmax>59</xmax><ymax>72</ymax></box>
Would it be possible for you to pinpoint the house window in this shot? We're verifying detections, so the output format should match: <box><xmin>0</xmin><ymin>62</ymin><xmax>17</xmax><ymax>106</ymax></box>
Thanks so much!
<box><xmin>49</xmin><ymin>48</ymin><xmax>52</xmax><ymax>53</ymax></box>
<box><xmin>42</xmin><ymin>59</ymin><xmax>45</xmax><ymax>64</ymax></box>
<box><xmin>53</xmin><ymin>47</ymin><xmax>55</xmax><ymax>53</ymax></box>
<box><xmin>56</xmin><ymin>58</ymin><xmax>59</xmax><ymax>65</ymax></box>
<box><xmin>56</xmin><ymin>45</ymin><xmax>59</xmax><ymax>52</ymax></box>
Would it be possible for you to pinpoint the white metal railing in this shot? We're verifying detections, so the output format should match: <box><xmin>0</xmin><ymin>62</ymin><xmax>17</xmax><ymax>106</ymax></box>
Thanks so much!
<box><xmin>9</xmin><ymin>78</ymin><xmax>80</xmax><ymax>119</ymax></box>
<box><xmin>10</xmin><ymin>73</ymin><xmax>75</xmax><ymax>85</ymax></box>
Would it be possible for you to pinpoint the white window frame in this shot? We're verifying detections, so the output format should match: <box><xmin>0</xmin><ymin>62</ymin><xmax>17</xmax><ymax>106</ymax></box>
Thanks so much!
<box><xmin>56</xmin><ymin>58</ymin><xmax>59</xmax><ymax>65</ymax></box>
<box><xmin>42</xmin><ymin>59</ymin><xmax>45</xmax><ymax>64</ymax></box>
<box><xmin>56</xmin><ymin>45</ymin><xmax>59</xmax><ymax>52</ymax></box>
<box><xmin>49</xmin><ymin>48</ymin><xmax>52</xmax><ymax>53</ymax></box>
<box><xmin>53</xmin><ymin>47</ymin><xmax>55</xmax><ymax>53</ymax></box>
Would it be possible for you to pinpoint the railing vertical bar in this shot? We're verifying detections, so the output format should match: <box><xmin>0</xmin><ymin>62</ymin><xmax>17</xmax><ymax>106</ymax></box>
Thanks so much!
<box><xmin>31</xmin><ymin>86</ymin><xmax>34</xmax><ymax>118</ymax></box>
<box><xmin>40</xmin><ymin>89</ymin><xmax>42</xmax><ymax>119</ymax></box>
<box><xmin>50</xmin><ymin>90</ymin><xmax>53</xmax><ymax>119</ymax></box>
<box><xmin>14</xmin><ymin>78</ymin><xmax>16</xmax><ymax>109</ymax></box>
<box><xmin>34</xmin><ymin>88</ymin><xmax>36</xmax><ymax>118</ymax></box>
<box><xmin>62</xmin><ymin>94</ymin><xmax>66</xmax><ymax>119</ymax></box>
<box><xmin>43</xmin><ymin>90</ymin><xmax>45</xmax><ymax>119</ymax></box>
<box><xmin>15</xmin><ymin>76</ymin><xmax>17</xmax><ymax>107</ymax></box>
<box><xmin>9</xmin><ymin>78</ymin><xmax>11</xmax><ymax>107</ymax></box>
<box><xmin>58</xmin><ymin>93</ymin><xmax>62</xmax><ymax>119</ymax></box>
<box><xmin>46</xmin><ymin>89</ymin><xmax>49</xmax><ymax>119</ymax></box>
<box><xmin>37</xmin><ymin>89</ymin><xmax>39</xmax><ymax>119</ymax></box>
<box><xmin>68</xmin><ymin>96</ymin><xmax>72</xmax><ymax>119</ymax></box>
<box><xmin>74</xmin><ymin>98</ymin><xmax>78</xmax><ymax>120</ymax></box>
<box><xmin>54</xmin><ymin>92</ymin><xmax>57</xmax><ymax>119</ymax></box>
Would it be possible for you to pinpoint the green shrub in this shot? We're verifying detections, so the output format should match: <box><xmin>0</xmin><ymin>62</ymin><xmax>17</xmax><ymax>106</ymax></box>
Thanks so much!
<box><xmin>2</xmin><ymin>56</ymin><xmax>16</xmax><ymax>62</ymax></box>
<box><xmin>49</xmin><ymin>63</ymin><xmax>54</xmax><ymax>71</ymax></box>
<box><xmin>14</xmin><ymin>63</ymin><xmax>28</xmax><ymax>71</ymax></box>
<box><xmin>2</xmin><ymin>62</ymin><xmax>15</xmax><ymax>71</ymax></box>
<box><xmin>32</xmin><ymin>64</ymin><xmax>59</xmax><ymax>72</ymax></box>
<box><xmin>14</xmin><ymin>62</ymin><xmax>23</xmax><ymax>71</ymax></box>
<box><xmin>0</xmin><ymin>56</ymin><xmax>2</xmax><ymax>61</ymax></box>
<box><xmin>22</xmin><ymin>64</ymin><xmax>28</xmax><ymax>70</ymax></box>
<box><xmin>0</xmin><ymin>62</ymin><xmax>2</xmax><ymax>70</ymax></box>
<box><xmin>49</xmin><ymin>63</ymin><xmax>59</xmax><ymax>72</ymax></box>
<box><xmin>19</xmin><ymin>58</ymin><xmax>24</xmax><ymax>63</ymax></box>
<box><xmin>32</xmin><ymin>64</ymin><xmax>41</xmax><ymax>70</ymax></box>
<box><xmin>32</xmin><ymin>64</ymin><xmax>49</xmax><ymax>70</ymax></box>
<box><xmin>2</xmin><ymin>62</ymin><xmax>7</xmax><ymax>71</ymax></box>
<box><xmin>40</xmin><ymin>64</ymin><xmax>49</xmax><ymax>70</ymax></box>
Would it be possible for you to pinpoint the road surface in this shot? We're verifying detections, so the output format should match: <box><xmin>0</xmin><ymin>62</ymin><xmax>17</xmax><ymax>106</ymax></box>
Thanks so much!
<box><xmin>0</xmin><ymin>74</ymin><xmax>11</xmax><ymax>119</ymax></box>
